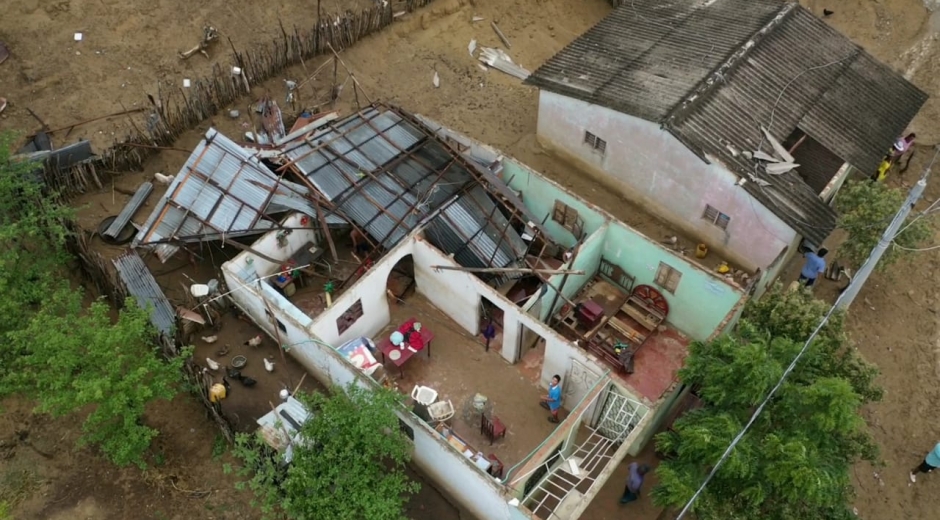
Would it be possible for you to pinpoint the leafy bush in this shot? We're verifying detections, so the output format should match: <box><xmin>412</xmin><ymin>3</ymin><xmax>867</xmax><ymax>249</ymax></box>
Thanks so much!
<box><xmin>834</xmin><ymin>180</ymin><xmax>930</xmax><ymax>269</ymax></box>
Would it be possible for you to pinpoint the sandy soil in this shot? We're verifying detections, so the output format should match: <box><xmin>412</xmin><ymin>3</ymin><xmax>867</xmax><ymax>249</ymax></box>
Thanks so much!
<box><xmin>5</xmin><ymin>0</ymin><xmax>940</xmax><ymax>519</ymax></box>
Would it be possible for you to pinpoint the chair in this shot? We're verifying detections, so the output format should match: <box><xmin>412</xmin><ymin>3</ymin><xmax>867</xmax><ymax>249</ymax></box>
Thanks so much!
<box><xmin>481</xmin><ymin>414</ymin><xmax>507</xmax><ymax>445</ymax></box>
<box><xmin>410</xmin><ymin>385</ymin><xmax>438</xmax><ymax>406</ymax></box>
<box><xmin>428</xmin><ymin>400</ymin><xmax>455</xmax><ymax>425</ymax></box>
<box><xmin>487</xmin><ymin>453</ymin><xmax>504</xmax><ymax>479</ymax></box>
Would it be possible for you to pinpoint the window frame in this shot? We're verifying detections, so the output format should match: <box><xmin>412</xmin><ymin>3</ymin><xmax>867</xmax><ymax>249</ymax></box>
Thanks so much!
<box><xmin>702</xmin><ymin>204</ymin><xmax>731</xmax><ymax>230</ymax></box>
<box><xmin>583</xmin><ymin>131</ymin><xmax>607</xmax><ymax>155</ymax></box>
<box><xmin>551</xmin><ymin>200</ymin><xmax>584</xmax><ymax>238</ymax></box>
<box><xmin>336</xmin><ymin>299</ymin><xmax>364</xmax><ymax>335</ymax></box>
<box><xmin>654</xmin><ymin>262</ymin><xmax>682</xmax><ymax>294</ymax></box>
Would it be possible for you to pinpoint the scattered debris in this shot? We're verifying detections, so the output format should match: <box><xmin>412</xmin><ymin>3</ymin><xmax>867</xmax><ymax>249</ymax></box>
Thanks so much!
<box><xmin>760</xmin><ymin>126</ymin><xmax>795</xmax><ymax>163</ymax></box>
<box><xmin>491</xmin><ymin>21</ymin><xmax>512</xmax><ymax>49</ymax></box>
<box><xmin>178</xmin><ymin>25</ymin><xmax>219</xmax><ymax>60</ymax></box>
<box><xmin>468</xmin><ymin>39</ymin><xmax>477</xmax><ymax>57</ymax></box>
<box><xmin>183</xmin><ymin>78</ymin><xmax>191</xmax><ymax>88</ymax></box>
<box><xmin>765</xmin><ymin>162</ymin><xmax>799</xmax><ymax>175</ymax></box>
<box><xmin>0</xmin><ymin>41</ymin><xmax>9</xmax><ymax>65</ymax></box>
<box><xmin>258</xmin><ymin>97</ymin><xmax>286</xmax><ymax>142</ymax></box>
<box><xmin>824</xmin><ymin>9</ymin><xmax>834</xmax><ymax>17</ymax></box>
<box><xmin>752</xmin><ymin>150</ymin><xmax>778</xmax><ymax>162</ymax></box>
<box><xmin>393</xmin><ymin>11</ymin><xmax>407</xmax><ymax>19</ymax></box>
<box><xmin>0</xmin><ymin>97</ymin><xmax>6</xmax><ymax>115</ymax></box>
<box><xmin>232</xmin><ymin>66</ymin><xmax>242</xmax><ymax>76</ymax></box>
<box><xmin>229</xmin><ymin>109</ymin><xmax>240</xmax><ymax>118</ymax></box>
<box><xmin>433</xmin><ymin>70</ymin><xmax>441</xmax><ymax>88</ymax></box>
<box><xmin>74</xmin><ymin>32</ymin><xmax>83</xmax><ymax>42</ymax></box>
<box><xmin>477</xmin><ymin>63</ymin><xmax>488</xmax><ymax>73</ymax></box>
<box><xmin>472</xmin><ymin>16</ymin><xmax>485</xmax><ymax>23</ymax></box>
<box><xmin>478</xmin><ymin>47</ymin><xmax>530</xmax><ymax>80</ymax></box>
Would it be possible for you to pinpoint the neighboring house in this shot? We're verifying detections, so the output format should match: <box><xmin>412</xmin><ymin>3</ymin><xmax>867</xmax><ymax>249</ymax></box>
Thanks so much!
<box><xmin>525</xmin><ymin>0</ymin><xmax>927</xmax><ymax>279</ymax></box>
<box><xmin>207</xmin><ymin>106</ymin><xmax>749</xmax><ymax>520</ymax></box>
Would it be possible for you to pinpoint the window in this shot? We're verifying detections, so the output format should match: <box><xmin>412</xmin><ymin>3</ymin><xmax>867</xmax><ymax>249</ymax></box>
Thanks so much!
<box><xmin>702</xmin><ymin>204</ymin><xmax>731</xmax><ymax>230</ymax></box>
<box><xmin>336</xmin><ymin>300</ymin><xmax>364</xmax><ymax>335</ymax></box>
<box><xmin>264</xmin><ymin>309</ymin><xmax>288</xmax><ymax>334</ymax></box>
<box><xmin>654</xmin><ymin>262</ymin><xmax>682</xmax><ymax>294</ymax></box>
<box><xmin>552</xmin><ymin>200</ymin><xmax>584</xmax><ymax>238</ymax></box>
<box><xmin>583</xmin><ymin>131</ymin><xmax>607</xmax><ymax>155</ymax></box>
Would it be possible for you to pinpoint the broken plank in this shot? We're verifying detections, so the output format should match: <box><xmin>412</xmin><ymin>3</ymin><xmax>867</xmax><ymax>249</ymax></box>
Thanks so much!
<box><xmin>491</xmin><ymin>22</ymin><xmax>512</xmax><ymax>49</ymax></box>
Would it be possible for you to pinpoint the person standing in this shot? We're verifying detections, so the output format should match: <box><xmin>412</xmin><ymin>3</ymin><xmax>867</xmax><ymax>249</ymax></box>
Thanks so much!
<box><xmin>798</xmin><ymin>248</ymin><xmax>828</xmax><ymax>287</ymax></box>
<box><xmin>620</xmin><ymin>462</ymin><xmax>651</xmax><ymax>504</ymax></box>
<box><xmin>482</xmin><ymin>321</ymin><xmax>497</xmax><ymax>352</ymax></box>
<box><xmin>539</xmin><ymin>375</ymin><xmax>563</xmax><ymax>423</ymax></box>
<box><xmin>910</xmin><ymin>442</ymin><xmax>940</xmax><ymax>483</ymax></box>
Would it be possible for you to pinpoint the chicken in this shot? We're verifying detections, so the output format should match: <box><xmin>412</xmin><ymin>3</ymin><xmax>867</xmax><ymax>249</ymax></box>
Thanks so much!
<box><xmin>240</xmin><ymin>376</ymin><xmax>257</xmax><ymax>387</ymax></box>
<box><xmin>264</xmin><ymin>357</ymin><xmax>275</xmax><ymax>373</ymax></box>
<box><xmin>206</xmin><ymin>357</ymin><xmax>221</xmax><ymax>371</ymax></box>
<box><xmin>215</xmin><ymin>344</ymin><xmax>230</xmax><ymax>357</ymax></box>
<box><xmin>153</xmin><ymin>172</ymin><xmax>175</xmax><ymax>185</ymax></box>
<box><xmin>244</xmin><ymin>335</ymin><xmax>263</xmax><ymax>347</ymax></box>
<box><xmin>201</xmin><ymin>335</ymin><xmax>218</xmax><ymax>344</ymax></box>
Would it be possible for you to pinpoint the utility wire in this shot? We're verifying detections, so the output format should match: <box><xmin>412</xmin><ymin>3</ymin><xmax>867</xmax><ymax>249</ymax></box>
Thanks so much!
<box><xmin>674</xmin><ymin>161</ymin><xmax>933</xmax><ymax>519</ymax></box>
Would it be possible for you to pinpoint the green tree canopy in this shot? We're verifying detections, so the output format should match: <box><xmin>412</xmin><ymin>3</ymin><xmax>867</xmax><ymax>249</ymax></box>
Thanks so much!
<box><xmin>231</xmin><ymin>384</ymin><xmax>419</xmax><ymax>520</ymax></box>
<box><xmin>834</xmin><ymin>179</ymin><xmax>930</xmax><ymax>269</ymax></box>
<box><xmin>652</xmin><ymin>285</ymin><xmax>880</xmax><ymax>520</ymax></box>
<box><xmin>0</xmin><ymin>132</ymin><xmax>185</xmax><ymax>468</ymax></box>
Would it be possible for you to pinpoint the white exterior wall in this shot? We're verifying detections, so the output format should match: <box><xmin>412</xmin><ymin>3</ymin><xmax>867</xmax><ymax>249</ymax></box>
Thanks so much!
<box><xmin>535</xmin><ymin>91</ymin><xmax>796</xmax><ymax>271</ymax></box>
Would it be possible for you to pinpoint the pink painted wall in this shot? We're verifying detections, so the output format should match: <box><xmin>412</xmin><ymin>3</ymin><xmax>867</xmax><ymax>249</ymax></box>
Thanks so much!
<box><xmin>535</xmin><ymin>91</ymin><xmax>795</xmax><ymax>271</ymax></box>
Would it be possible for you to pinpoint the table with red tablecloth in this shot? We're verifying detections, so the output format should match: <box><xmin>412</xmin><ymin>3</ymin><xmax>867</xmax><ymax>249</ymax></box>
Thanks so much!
<box><xmin>376</xmin><ymin>318</ymin><xmax>435</xmax><ymax>377</ymax></box>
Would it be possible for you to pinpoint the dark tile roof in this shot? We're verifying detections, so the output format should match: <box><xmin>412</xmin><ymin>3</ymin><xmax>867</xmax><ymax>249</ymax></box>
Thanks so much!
<box><xmin>524</xmin><ymin>0</ymin><xmax>784</xmax><ymax>121</ymax></box>
<box><xmin>527</xmin><ymin>1</ymin><xmax>928</xmax><ymax>245</ymax></box>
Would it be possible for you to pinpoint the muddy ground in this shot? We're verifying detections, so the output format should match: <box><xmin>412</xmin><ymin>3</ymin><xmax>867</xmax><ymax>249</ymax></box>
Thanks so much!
<box><xmin>3</xmin><ymin>0</ymin><xmax>940</xmax><ymax>519</ymax></box>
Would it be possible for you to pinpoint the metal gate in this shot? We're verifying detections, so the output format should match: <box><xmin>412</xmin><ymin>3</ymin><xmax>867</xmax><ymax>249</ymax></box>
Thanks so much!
<box><xmin>595</xmin><ymin>387</ymin><xmax>645</xmax><ymax>442</ymax></box>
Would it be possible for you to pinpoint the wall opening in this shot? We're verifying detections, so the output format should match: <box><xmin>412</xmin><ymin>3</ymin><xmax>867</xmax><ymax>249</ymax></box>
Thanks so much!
<box><xmin>385</xmin><ymin>254</ymin><xmax>416</xmax><ymax>305</ymax></box>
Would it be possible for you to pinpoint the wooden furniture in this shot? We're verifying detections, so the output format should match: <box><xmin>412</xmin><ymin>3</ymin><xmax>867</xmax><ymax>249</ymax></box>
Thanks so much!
<box><xmin>577</xmin><ymin>299</ymin><xmax>605</xmax><ymax>329</ymax></box>
<box><xmin>481</xmin><ymin>414</ymin><xmax>507</xmax><ymax>445</ymax></box>
<box><xmin>487</xmin><ymin>453</ymin><xmax>505</xmax><ymax>479</ymax></box>
<box><xmin>435</xmin><ymin>423</ymin><xmax>493</xmax><ymax>473</ymax></box>
<box><xmin>376</xmin><ymin>318</ymin><xmax>435</xmax><ymax>378</ymax></box>
<box><xmin>587</xmin><ymin>285</ymin><xmax>669</xmax><ymax>374</ymax></box>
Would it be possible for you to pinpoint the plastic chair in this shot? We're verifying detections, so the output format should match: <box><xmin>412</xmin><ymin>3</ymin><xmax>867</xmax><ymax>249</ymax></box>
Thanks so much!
<box><xmin>428</xmin><ymin>400</ymin><xmax>455</xmax><ymax>424</ymax></box>
<box><xmin>410</xmin><ymin>385</ymin><xmax>438</xmax><ymax>406</ymax></box>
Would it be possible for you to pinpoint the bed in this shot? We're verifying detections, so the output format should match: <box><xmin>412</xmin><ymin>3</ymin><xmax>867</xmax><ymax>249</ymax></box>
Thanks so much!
<box><xmin>587</xmin><ymin>285</ymin><xmax>669</xmax><ymax>374</ymax></box>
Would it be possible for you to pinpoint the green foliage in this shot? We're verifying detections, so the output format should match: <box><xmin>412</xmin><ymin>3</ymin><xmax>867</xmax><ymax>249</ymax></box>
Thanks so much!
<box><xmin>834</xmin><ymin>179</ymin><xmax>930</xmax><ymax>269</ymax></box>
<box><xmin>232</xmin><ymin>384</ymin><xmax>419</xmax><ymax>520</ymax></box>
<box><xmin>212</xmin><ymin>434</ymin><xmax>228</xmax><ymax>461</ymax></box>
<box><xmin>0</xmin><ymin>132</ymin><xmax>73</xmax><ymax>345</ymax></box>
<box><xmin>652</xmin><ymin>285</ymin><xmax>881</xmax><ymax>520</ymax></box>
<box><xmin>1</xmin><ymin>291</ymin><xmax>186</xmax><ymax>468</ymax></box>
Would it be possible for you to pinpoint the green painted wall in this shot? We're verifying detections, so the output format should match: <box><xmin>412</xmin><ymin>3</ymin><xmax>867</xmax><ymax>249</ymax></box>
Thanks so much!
<box><xmin>539</xmin><ymin>225</ymin><xmax>606</xmax><ymax>321</ymax></box>
<box><xmin>602</xmin><ymin>223</ymin><xmax>744</xmax><ymax>340</ymax></box>
<box><xmin>501</xmin><ymin>160</ymin><xmax>607</xmax><ymax>247</ymax></box>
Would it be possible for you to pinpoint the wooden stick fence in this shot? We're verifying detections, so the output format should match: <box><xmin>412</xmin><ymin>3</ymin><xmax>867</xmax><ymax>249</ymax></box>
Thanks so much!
<box><xmin>42</xmin><ymin>0</ymin><xmax>437</xmax><ymax>199</ymax></box>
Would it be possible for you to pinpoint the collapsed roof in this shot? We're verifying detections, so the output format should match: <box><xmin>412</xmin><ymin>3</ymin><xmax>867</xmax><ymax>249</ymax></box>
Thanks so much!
<box><xmin>133</xmin><ymin>105</ymin><xmax>538</xmax><ymax>283</ymax></box>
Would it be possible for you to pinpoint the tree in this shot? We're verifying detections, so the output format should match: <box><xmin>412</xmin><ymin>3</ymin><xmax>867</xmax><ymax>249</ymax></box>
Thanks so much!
<box><xmin>0</xmin><ymin>132</ymin><xmax>73</xmax><ymax>345</ymax></box>
<box><xmin>0</xmin><ymin>290</ymin><xmax>187</xmax><ymax>468</ymax></box>
<box><xmin>834</xmin><ymin>179</ymin><xmax>930</xmax><ymax>269</ymax></box>
<box><xmin>652</xmin><ymin>285</ymin><xmax>881</xmax><ymax>520</ymax></box>
<box><xmin>1</xmin><ymin>131</ymin><xmax>186</xmax><ymax>468</ymax></box>
<box><xmin>231</xmin><ymin>384</ymin><xmax>419</xmax><ymax>520</ymax></box>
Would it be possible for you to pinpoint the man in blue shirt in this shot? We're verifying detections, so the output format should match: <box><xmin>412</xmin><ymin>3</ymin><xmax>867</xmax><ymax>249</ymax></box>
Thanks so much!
<box><xmin>620</xmin><ymin>462</ymin><xmax>651</xmax><ymax>504</ymax></box>
<box><xmin>910</xmin><ymin>442</ymin><xmax>940</xmax><ymax>483</ymax></box>
<box><xmin>798</xmin><ymin>248</ymin><xmax>828</xmax><ymax>287</ymax></box>
<box><xmin>539</xmin><ymin>375</ymin><xmax>563</xmax><ymax>423</ymax></box>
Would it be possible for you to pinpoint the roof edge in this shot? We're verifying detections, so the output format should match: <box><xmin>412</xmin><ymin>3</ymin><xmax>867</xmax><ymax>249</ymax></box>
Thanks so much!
<box><xmin>663</xmin><ymin>1</ymin><xmax>799</xmax><ymax>127</ymax></box>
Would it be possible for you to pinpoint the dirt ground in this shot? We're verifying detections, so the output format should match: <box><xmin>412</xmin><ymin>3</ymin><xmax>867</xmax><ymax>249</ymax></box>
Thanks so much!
<box><xmin>5</xmin><ymin>0</ymin><xmax>940</xmax><ymax>519</ymax></box>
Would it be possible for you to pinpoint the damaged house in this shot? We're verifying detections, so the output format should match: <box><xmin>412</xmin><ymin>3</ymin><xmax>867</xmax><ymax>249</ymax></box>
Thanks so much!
<box><xmin>524</xmin><ymin>0</ymin><xmax>927</xmax><ymax>285</ymax></box>
<box><xmin>126</xmin><ymin>104</ymin><xmax>750</xmax><ymax>519</ymax></box>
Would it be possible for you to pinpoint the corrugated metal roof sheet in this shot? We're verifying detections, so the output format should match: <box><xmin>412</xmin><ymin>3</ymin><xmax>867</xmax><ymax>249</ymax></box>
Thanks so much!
<box><xmin>524</xmin><ymin>0</ymin><xmax>784</xmax><ymax>121</ymax></box>
<box><xmin>112</xmin><ymin>250</ymin><xmax>177</xmax><ymax>335</ymax></box>
<box><xmin>283</xmin><ymin>106</ymin><xmax>527</xmax><ymax>274</ymax></box>
<box><xmin>665</xmin><ymin>6</ymin><xmax>927</xmax><ymax>245</ymax></box>
<box><xmin>528</xmin><ymin>1</ymin><xmax>928</xmax><ymax>245</ymax></box>
<box><xmin>132</xmin><ymin>129</ymin><xmax>329</xmax><ymax>259</ymax></box>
